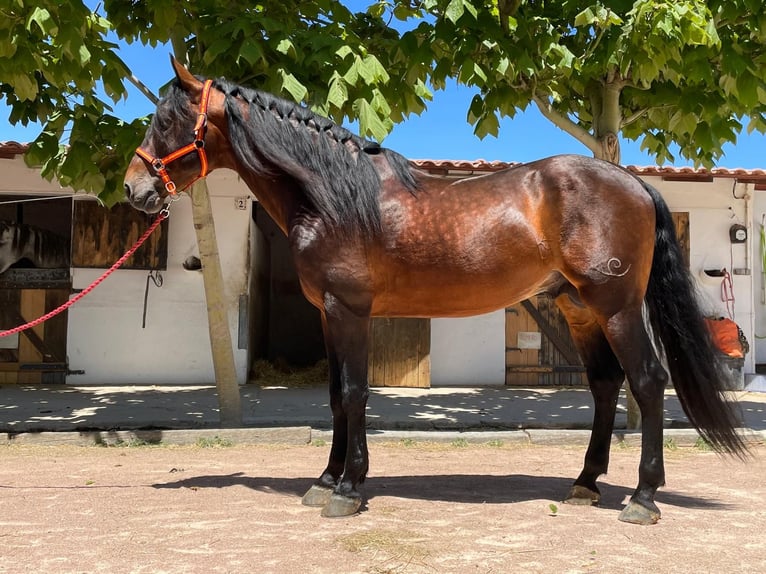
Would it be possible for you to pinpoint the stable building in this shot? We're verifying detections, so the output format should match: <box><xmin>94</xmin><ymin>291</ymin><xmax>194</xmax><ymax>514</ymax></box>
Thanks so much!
<box><xmin>1</xmin><ymin>141</ymin><xmax>765</xmax><ymax>389</ymax></box>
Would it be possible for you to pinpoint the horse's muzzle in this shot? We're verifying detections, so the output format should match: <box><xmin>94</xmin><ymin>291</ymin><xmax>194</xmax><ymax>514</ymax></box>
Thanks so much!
<box><xmin>124</xmin><ymin>182</ymin><xmax>164</xmax><ymax>214</ymax></box>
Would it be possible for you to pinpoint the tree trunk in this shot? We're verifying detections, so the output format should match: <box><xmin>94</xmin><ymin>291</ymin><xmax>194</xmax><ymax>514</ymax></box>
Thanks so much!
<box><xmin>170</xmin><ymin>43</ymin><xmax>242</xmax><ymax>427</ymax></box>
<box><xmin>590</xmin><ymin>80</ymin><xmax>641</xmax><ymax>429</ymax></box>
<box><xmin>591</xmin><ymin>82</ymin><xmax>623</xmax><ymax>164</ymax></box>
<box><xmin>190</xmin><ymin>181</ymin><xmax>243</xmax><ymax>427</ymax></box>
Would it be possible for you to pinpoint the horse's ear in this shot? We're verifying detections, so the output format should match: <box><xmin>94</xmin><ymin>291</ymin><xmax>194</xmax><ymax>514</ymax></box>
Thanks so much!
<box><xmin>170</xmin><ymin>55</ymin><xmax>202</xmax><ymax>93</ymax></box>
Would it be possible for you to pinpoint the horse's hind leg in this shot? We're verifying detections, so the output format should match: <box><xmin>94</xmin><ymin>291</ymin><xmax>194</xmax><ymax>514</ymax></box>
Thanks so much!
<box><xmin>557</xmin><ymin>297</ymin><xmax>624</xmax><ymax>507</ymax></box>
<box><xmin>600</xmin><ymin>306</ymin><xmax>669</xmax><ymax>525</ymax></box>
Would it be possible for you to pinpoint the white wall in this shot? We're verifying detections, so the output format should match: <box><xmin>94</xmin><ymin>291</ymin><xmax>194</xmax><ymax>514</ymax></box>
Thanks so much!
<box><xmin>752</xmin><ymin>190</ymin><xmax>766</xmax><ymax>366</ymax></box>
<box><xmin>650</xmin><ymin>176</ymin><xmax>755</xmax><ymax>374</ymax></box>
<box><xmin>2</xmin><ymin>153</ymin><xmax>760</xmax><ymax>385</ymax></box>
<box><xmin>430</xmin><ymin>311</ymin><xmax>505</xmax><ymax>385</ymax></box>
<box><xmin>66</xmin><ymin>169</ymin><xmax>253</xmax><ymax>384</ymax></box>
<box><xmin>0</xmin><ymin>156</ymin><xmax>253</xmax><ymax>385</ymax></box>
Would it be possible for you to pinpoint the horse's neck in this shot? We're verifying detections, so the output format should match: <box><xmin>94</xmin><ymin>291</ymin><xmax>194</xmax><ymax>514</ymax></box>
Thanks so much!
<box><xmin>0</xmin><ymin>224</ymin><xmax>69</xmax><ymax>272</ymax></box>
<box><xmin>236</xmin><ymin>170</ymin><xmax>300</xmax><ymax>235</ymax></box>
<box><xmin>0</xmin><ymin>242</ymin><xmax>15</xmax><ymax>273</ymax></box>
<box><xmin>28</xmin><ymin>228</ymin><xmax>69</xmax><ymax>268</ymax></box>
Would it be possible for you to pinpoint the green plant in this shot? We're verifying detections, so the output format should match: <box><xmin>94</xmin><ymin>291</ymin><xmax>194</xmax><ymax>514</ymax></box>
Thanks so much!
<box><xmin>694</xmin><ymin>436</ymin><xmax>714</xmax><ymax>451</ymax></box>
<box><xmin>195</xmin><ymin>435</ymin><xmax>234</xmax><ymax>448</ymax></box>
<box><xmin>663</xmin><ymin>437</ymin><xmax>678</xmax><ymax>450</ymax></box>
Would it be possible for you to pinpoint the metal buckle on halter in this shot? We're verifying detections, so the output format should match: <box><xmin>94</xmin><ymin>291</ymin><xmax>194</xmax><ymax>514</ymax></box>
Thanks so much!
<box><xmin>152</xmin><ymin>159</ymin><xmax>165</xmax><ymax>172</ymax></box>
<box><xmin>159</xmin><ymin>191</ymin><xmax>182</xmax><ymax>219</ymax></box>
<box><xmin>194</xmin><ymin>139</ymin><xmax>205</xmax><ymax>149</ymax></box>
<box><xmin>165</xmin><ymin>181</ymin><xmax>177</xmax><ymax>194</ymax></box>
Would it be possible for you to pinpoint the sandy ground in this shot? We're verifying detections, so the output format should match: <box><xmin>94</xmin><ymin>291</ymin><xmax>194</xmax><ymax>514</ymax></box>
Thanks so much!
<box><xmin>1</xmin><ymin>440</ymin><xmax>764</xmax><ymax>574</ymax></box>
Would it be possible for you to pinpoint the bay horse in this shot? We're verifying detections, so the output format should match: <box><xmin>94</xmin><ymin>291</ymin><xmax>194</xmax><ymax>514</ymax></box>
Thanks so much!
<box><xmin>124</xmin><ymin>58</ymin><xmax>746</xmax><ymax>525</ymax></box>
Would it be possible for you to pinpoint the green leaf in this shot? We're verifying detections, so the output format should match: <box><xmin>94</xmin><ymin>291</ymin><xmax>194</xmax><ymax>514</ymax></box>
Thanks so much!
<box><xmin>205</xmin><ymin>37</ymin><xmax>233</xmax><ymax>65</ymax></box>
<box><xmin>353</xmin><ymin>97</ymin><xmax>390</xmax><ymax>141</ymax></box>
<box><xmin>78</xmin><ymin>45</ymin><xmax>92</xmax><ymax>66</ymax></box>
<box><xmin>574</xmin><ymin>7</ymin><xmax>595</xmax><ymax>27</ymax></box>
<box><xmin>737</xmin><ymin>73</ymin><xmax>760</xmax><ymax>108</ymax></box>
<box><xmin>343</xmin><ymin>57</ymin><xmax>360</xmax><ymax>86</ymax></box>
<box><xmin>467</xmin><ymin>94</ymin><xmax>484</xmax><ymax>125</ymax></box>
<box><xmin>0</xmin><ymin>38</ymin><xmax>18</xmax><ymax>58</ymax></box>
<box><xmin>276</xmin><ymin>38</ymin><xmax>295</xmax><ymax>57</ymax></box>
<box><xmin>358</xmin><ymin>54</ymin><xmax>390</xmax><ymax>85</ymax></box>
<box><xmin>463</xmin><ymin>1</ymin><xmax>478</xmax><ymax>19</ymax></box>
<box><xmin>12</xmin><ymin>73</ymin><xmax>38</xmax><ymax>101</ymax></box>
<box><xmin>326</xmin><ymin>72</ymin><xmax>348</xmax><ymax>109</ymax></box>
<box><xmin>445</xmin><ymin>0</ymin><xmax>465</xmax><ymax>24</ymax></box>
<box><xmin>279</xmin><ymin>70</ymin><xmax>308</xmax><ymax>102</ymax></box>
<box><xmin>27</xmin><ymin>7</ymin><xmax>57</xmax><ymax>36</ymax></box>
<box><xmin>472</xmin><ymin>62</ymin><xmax>487</xmax><ymax>83</ymax></box>
<box><xmin>474</xmin><ymin>111</ymin><xmax>499</xmax><ymax>139</ymax></box>
<box><xmin>336</xmin><ymin>45</ymin><xmax>353</xmax><ymax>59</ymax></box>
<box><xmin>239</xmin><ymin>42</ymin><xmax>264</xmax><ymax>66</ymax></box>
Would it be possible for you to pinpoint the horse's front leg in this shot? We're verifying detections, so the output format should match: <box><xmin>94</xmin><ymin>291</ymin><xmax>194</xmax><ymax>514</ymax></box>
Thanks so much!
<box><xmin>303</xmin><ymin>295</ymin><xmax>371</xmax><ymax>517</ymax></box>
<box><xmin>301</xmin><ymin>334</ymin><xmax>347</xmax><ymax>507</ymax></box>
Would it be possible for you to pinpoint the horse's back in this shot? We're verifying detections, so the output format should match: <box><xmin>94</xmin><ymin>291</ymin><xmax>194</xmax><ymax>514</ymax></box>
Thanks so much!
<box><xmin>366</xmin><ymin>155</ymin><xmax>656</xmax><ymax>317</ymax></box>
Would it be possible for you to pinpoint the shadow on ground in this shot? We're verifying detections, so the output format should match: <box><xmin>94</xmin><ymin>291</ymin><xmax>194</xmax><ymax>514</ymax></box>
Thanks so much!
<box><xmin>151</xmin><ymin>472</ymin><xmax>731</xmax><ymax>513</ymax></box>
<box><xmin>2</xmin><ymin>384</ymin><xmax>765</xmax><ymax>432</ymax></box>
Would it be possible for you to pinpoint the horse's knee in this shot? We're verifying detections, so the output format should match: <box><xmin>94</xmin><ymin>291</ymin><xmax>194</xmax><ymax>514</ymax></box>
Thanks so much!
<box><xmin>629</xmin><ymin>361</ymin><xmax>668</xmax><ymax>404</ymax></box>
<box><xmin>341</xmin><ymin>385</ymin><xmax>369</xmax><ymax>415</ymax></box>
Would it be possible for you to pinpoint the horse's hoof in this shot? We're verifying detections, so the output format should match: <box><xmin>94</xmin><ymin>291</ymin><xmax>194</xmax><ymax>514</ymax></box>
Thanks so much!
<box><xmin>320</xmin><ymin>493</ymin><xmax>362</xmax><ymax>518</ymax></box>
<box><xmin>618</xmin><ymin>500</ymin><xmax>661</xmax><ymax>525</ymax></box>
<box><xmin>301</xmin><ymin>484</ymin><xmax>334</xmax><ymax>507</ymax></box>
<box><xmin>564</xmin><ymin>485</ymin><xmax>601</xmax><ymax>506</ymax></box>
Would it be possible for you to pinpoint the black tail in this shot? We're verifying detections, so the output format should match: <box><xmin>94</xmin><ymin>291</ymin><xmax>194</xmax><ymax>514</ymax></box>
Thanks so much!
<box><xmin>642</xmin><ymin>181</ymin><xmax>748</xmax><ymax>456</ymax></box>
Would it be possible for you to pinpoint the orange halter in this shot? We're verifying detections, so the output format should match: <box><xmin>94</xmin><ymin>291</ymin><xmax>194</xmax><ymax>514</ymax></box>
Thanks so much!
<box><xmin>135</xmin><ymin>79</ymin><xmax>214</xmax><ymax>195</ymax></box>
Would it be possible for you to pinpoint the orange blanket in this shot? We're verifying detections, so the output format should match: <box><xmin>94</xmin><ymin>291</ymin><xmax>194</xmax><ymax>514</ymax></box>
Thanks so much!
<box><xmin>705</xmin><ymin>317</ymin><xmax>746</xmax><ymax>359</ymax></box>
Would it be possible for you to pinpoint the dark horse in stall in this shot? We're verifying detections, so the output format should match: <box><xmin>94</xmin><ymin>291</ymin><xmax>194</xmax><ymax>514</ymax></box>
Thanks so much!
<box><xmin>124</xmin><ymin>58</ymin><xmax>746</xmax><ymax>525</ymax></box>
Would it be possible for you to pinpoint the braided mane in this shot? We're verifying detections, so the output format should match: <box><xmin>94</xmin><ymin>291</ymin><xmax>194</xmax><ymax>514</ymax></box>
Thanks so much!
<box><xmin>211</xmin><ymin>78</ymin><xmax>418</xmax><ymax>236</ymax></box>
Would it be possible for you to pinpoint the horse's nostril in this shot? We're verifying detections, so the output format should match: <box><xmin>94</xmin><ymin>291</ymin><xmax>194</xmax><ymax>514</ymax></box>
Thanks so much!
<box><xmin>124</xmin><ymin>183</ymin><xmax>132</xmax><ymax>200</ymax></box>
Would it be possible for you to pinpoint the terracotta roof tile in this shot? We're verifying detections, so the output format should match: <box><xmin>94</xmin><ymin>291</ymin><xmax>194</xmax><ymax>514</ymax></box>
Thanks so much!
<box><xmin>412</xmin><ymin>158</ymin><xmax>766</xmax><ymax>182</ymax></box>
<box><xmin>2</xmin><ymin>141</ymin><xmax>764</xmax><ymax>182</ymax></box>
<box><xmin>0</xmin><ymin>141</ymin><xmax>29</xmax><ymax>158</ymax></box>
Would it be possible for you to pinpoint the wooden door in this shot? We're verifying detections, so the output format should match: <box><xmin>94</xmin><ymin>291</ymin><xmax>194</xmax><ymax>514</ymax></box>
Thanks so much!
<box><xmin>505</xmin><ymin>211</ymin><xmax>690</xmax><ymax>386</ymax></box>
<box><xmin>72</xmin><ymin>202</ymin><xmax>168</xmax><ymax>269</ymax></box>
<box><xmin>368</xmin><ymin>318</ymin><xmax>430</xmax><ymax>387</ymax></box>
<box><xmin>0</xmin><ymin>276</ymin><xmax>71</xmax><ymax>383</ymax></box>
<box><xmin>0</xmin><ymin>194</ymin><xmax>72</xmax><ymax>383</ymax></box>
<box><xmin>505</xmin><ymin>296</ymin><xmax>586</xmax><ymax>386</ymax></box>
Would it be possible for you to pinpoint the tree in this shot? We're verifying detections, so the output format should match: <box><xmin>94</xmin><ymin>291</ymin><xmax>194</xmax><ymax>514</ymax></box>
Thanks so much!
<box><xmin>5</xmin><ymin>1</ymin><xmax>764</xmax><ymax>198</ymax></box>
<box><xmin>1</xmin><ymin>0</ymin><xmax>433</xmax><ymax>206</ymax></box>
<box><xmin>387</xmin><ymin>0</ymin><xmax>766</xmax><ymax>165</ymax></box>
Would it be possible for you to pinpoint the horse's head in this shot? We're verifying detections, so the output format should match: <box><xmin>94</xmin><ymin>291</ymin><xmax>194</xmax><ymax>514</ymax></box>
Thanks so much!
<box><xmin>124</xmin><ymin>57</ymin><xmax>229</xmax><ymax>213</ymax></box>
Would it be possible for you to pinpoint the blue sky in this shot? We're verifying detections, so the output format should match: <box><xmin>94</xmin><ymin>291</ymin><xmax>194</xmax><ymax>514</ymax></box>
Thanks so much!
<box><xmin>2</xmin><ymin>16</ymin><xmax>765</xmax><ymax>169</ymax></box>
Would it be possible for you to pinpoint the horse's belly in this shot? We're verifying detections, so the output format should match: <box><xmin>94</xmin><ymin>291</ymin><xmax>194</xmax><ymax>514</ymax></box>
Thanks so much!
<box><xmin>370</xmin><ymin>265</ymin><xmax>556</xmax><ymax>318</ymax></box>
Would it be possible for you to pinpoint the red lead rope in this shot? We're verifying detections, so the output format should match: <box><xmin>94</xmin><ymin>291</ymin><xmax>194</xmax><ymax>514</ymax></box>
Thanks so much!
<box><xmin>0</xmin><ymin>212</ymin><xmax>168</xmax><ymax>338</ymax></box>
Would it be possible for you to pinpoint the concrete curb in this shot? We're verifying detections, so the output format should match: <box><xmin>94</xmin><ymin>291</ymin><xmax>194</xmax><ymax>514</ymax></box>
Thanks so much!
<box><xmin>3</xmin><ymin>426</ymin><xmax>312</xmax><ymax>447</ymax></box>
<box><xmin>4</xmin><ymin>426</ymin><xmax>763</xmax><ymax>448</ymax></box>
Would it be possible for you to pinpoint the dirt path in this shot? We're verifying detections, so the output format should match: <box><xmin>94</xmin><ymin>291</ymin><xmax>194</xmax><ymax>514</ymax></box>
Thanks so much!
<box><xmin>1</xmin><ymin>440</ymin><xmax>764</xmax><ymax>573</ymax></box>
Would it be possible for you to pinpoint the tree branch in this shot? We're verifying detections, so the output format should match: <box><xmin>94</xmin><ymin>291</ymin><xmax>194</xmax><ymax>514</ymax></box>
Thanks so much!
<box><xmin>532</xmin><ymin>94</ymin><xmax>600</xmax><ymax>153</ymax></box>
<box><xmin>127</xmin><ymin>74</ymin><xmax>159</xmax><ymax>105</ymax></box>
<box><xmin>621</xmin><ymin>107</ymin><xmax>648</xmax><ymax>128</ymax></box>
